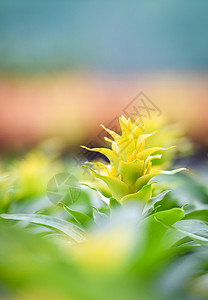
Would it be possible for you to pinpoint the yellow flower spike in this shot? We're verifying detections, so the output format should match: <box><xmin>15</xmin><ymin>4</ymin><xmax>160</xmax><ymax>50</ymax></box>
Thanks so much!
<box><xmin>104</xmin><ymin>137</ymin><xmax>119</xmax><ymax>154</ymax></box>
<box><xmin>116</xmin><ymin>133</ymin><xmax>135</xmax><ymax>161</ymax></box>
<box><xmin>130</xmin><ymin>123</ymin><xmax>144</xmax><ymax>142</ymax></box>
<box><xmin>119</xmin><ymin>117</ymin><xmax>131</xmax><ymax>134</ymax></box>
<box><xmin>82</xmin><ymin>117</ymin><xmax>186</xmax><ymax>202</ymax></box>
<box><xmin>117</xmin><ymin>174</ymin><xmax>122</xmax><ymax>181</ymax></box>
<box><xmin>138</xmin><ymin>140</ymin><xmax>145</xmax><ymax>153</ymax></box>
<box><xmin>108</xmin><ymin>165</ymin><xmax>117</xmax><ymax>177</ymax></box>
<box><xmin>127</xmin><ymin>117</ymin><xmax>132</xmax><ymax>128</ymax></box>
<box><xmin>146</xmin><ymin>161</ymin><xmax>152</xmax><ymax>175</ymax></box>
<box><xmin>131</xmin><ymin>116</ymin><xmax>142</xmax><ymax>129</ymax></box>
<box><xmin>127</xmin><ymin>153</ymin><xmax>132</xmax><ymax>163</ymax></box>
<box><xmin>100</xmin><ymin>124</ymin><xmax>120</xmax><ymax>141</ymax></box>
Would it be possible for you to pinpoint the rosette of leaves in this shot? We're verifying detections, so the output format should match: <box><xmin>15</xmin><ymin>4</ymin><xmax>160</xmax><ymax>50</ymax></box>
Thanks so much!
<box><xmin>82</xmin><ymin>116</ymin><xmax>185</xmax><ymax>203</ymax></box>
<box><xmin>0</xmin><ymin>115</ymin><xmax>208</xmax><ymax>263</ymax></box>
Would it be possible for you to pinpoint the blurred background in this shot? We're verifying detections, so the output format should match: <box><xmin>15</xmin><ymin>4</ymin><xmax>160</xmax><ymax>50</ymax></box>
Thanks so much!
<box><xmin>1</xmin><ymin>3</ymin><xmax>208</xmax><ymax>300</ymax></box>
<box><xmin>0</xmin><ymin>0</ymin><xmax>208</xmax><ymax>155</ymax></box>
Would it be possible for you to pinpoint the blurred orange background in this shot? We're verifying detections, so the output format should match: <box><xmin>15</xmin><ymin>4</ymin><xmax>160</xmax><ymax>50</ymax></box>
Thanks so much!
<box><xmin>0</xmin><ymin>73</ymin><xmax>208</xmax><ymax>151</ymax></box>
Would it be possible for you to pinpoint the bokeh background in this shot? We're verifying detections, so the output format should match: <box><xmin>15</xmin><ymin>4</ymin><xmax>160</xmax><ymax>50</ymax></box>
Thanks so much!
<box><xmin>0</xmin><ymin>0</ymin><xmax>208</xmax><ymax>155</ymax></box>
<box><xmin>1</xmin><ymin>3</ymin><xmax>208</xmax><ymax>300</ymax></box>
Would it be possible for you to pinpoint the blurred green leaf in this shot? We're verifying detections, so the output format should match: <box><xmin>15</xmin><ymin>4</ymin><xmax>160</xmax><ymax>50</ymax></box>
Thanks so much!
<box><xmin>62</xmin><ymin>203</ymin><xmax>94</xmax><ymax>228</ymax></box>
<box><xmin>162</xmin><ymin>219</ymin><xmax>208</xmax><ymax>247</ymax></box>
<box><xmin>143</xmin><ymin>190</ymin><xmax>171</xmax><ymax>215</ymax></box>
<box><xmin>109</xmin><ymin>197</ymin><xmax>121</xmax><ymax>209</ymax></box>
<box><xmin>183</xmin><ymin>209</ymin><xmax>208</xmax><ymax>222</ymax></box>
<box><xmin>0</xmin><ymin>213</ymin><xmax>85</xmax><ymax>242</ymax></box>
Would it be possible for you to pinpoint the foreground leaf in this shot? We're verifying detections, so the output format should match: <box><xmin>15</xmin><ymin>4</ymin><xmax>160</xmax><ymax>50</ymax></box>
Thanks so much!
<box><xmin>0</xmin><ymin>213</ymin><xmax>85</xmax><ymax>242</ymax></box>
<box><xmin>62</xmin><ymin>204</ymin><xmax>94</xmax><ymax>228</ymax></box>
<box><xmin>143</xmin><ymin>190</ymin><xmax>171</xmax><ymax>215</ymax></box>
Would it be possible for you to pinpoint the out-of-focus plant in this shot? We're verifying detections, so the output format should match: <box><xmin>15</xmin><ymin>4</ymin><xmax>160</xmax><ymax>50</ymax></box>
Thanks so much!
<box><xmin>12</xmin><ymin>150</ymin><xmax>61</xmax><ymax>200</ymax></box>
<box><xmin>0</xmin><ymin>203</ymin><xmax>207</xmax><ymax>300</ymax></box>
<box><xmin>143</xmin><ymin>116</ymin><xmax>193</xmax><ymax>168</ymax></box>
<box><xmin>0</xmin><ymin>150</ymin><xmax>62</xmax><ymax>214</ymax></box>
<box><xmin>0</xmin><ymin>174</ymin><xmax>15</xmax><ymax>213</ymax></box>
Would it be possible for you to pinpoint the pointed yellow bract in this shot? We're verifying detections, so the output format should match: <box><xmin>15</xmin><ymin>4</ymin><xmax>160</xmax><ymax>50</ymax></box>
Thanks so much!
<box><xmin>83</xmin><ymin>116</ymin><xmax>186</xmax><ymax>201</ymax></box>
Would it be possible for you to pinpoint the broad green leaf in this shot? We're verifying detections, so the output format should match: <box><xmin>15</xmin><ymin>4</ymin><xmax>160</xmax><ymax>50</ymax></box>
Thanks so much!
<box><xmin>133</xmin><ymin>168</ymin><xmax>186</xmax><ymax>191</ymax></box>
<box><xmin>109</xmin><ymin>197</ymin><xmax>121</xmax><ymax>209</ymax></box>
<box><xmin>0</xmin><ymin>213</ymin><xmax>84</xmax><ymax>242</ymax></box>
<box><xmin>86</xmin><ymin>167</ymin><xmax>130</xmax><ymax>200</ymax></box>
<box><xmin>143</xmin><ymin>190</ymin><xmax>171</xmax><ymax>215</ymax></box>
<box><xmin>118</xmin><ymin>159</ymin><xmax>144</xmax><ymax>185</ymax></box>
<box><xmin>161</xmin><ymin>219</ymin><xmax>208</xmax><ymax>247</ymax></box>
<box><xmin>121</xmin><ymin>184</ymin><xmax>152</xmax><ymax>203</ymax></box>
<box><xmin>61</xmin><ymin>204</ymin><xmax>94</xmax><ymax>228</ymax></box>
<box><xmin>133</xmin><ymin>173</ymin><xmax>154</xmax><ymax>191</ymax></box>
<box><xmin>81</xmin><ymin>181</ymin><xmax>112</xmax><ymax>198</ymax></box>
<box><xmin>134</xmin><ymin>208</ymin><xmax>185</xmax><ymax>272</ymax></box>
<box><xmin>139</xmin><ymin>208</ymin><xmax>185</xmax><ymax>251</ymax></box>
<box><xmin>183</xmin><ymin>209</ymin><xmax>208</xmax><ymax>222</ymax></box>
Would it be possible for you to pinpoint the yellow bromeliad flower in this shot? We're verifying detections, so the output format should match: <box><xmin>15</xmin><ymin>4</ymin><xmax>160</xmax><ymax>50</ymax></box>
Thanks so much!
<box><xmin>82</xmin><ymin>116</ymin><xmax>185</xmax><ymax>202</ymax></box>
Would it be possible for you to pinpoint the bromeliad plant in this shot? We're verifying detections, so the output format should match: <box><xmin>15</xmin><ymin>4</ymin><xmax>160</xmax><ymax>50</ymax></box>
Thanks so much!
<box><xmin>82</xmin><ymin>115</ymin><xmax>185</xmax><ymax>203</ymax></box>
<box><xmin>0</xmin><ymin>116</ymin><xmax>208</xmax><ymax>300</ymax></box>
<box><xmin>0</xmin><ymin>116</ymin><xmax>189</xmax><ymax>239</ymax></box>
<box><xmin>1</xmin><ymin>115</ymin><xmax>207</xmax><ymax>250</ymax></box>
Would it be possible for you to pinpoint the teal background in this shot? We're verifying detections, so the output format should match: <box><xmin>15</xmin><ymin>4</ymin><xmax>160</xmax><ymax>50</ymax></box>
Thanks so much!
<box><xmin>0</xmin><ymin>0</ymin><xmax>208</xmax><ymax>73</ymax></box>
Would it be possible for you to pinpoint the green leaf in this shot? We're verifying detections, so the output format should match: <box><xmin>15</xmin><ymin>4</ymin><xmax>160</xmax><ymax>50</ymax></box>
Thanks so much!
<box><xmin>92</xmin><ymin>207</ymin><xmax>108</xmax><ymax>224</ymax></box>
<box><xmin>134</xmin><ymin>208</ymin><xmax>185</xmax><ymax>272</ymax></box>
<box><xmin>62</xmin><ymin>204</ymin><xmax>94</xmax><ymax>228</ymax></box>
<box><xmin>81</xmin><ymin>181</ymin><xmax>112</xmax><ymax>198</ymax></box>
<box><xmin>109</xmin><ymin>197</ymin><xmax>121</xmax><ymax>209</ymax></box>
<box><xmin>140</xmin><ymin>208</ymin><xmax>185</xmax><ymax>251</ymax></box>
<box><xmin>183</xmin><ymin>209</ymin><xmax>208</xmax><ymax>222</ymax></box>
<box><xmin>118</xmin><ymin>159</ymin><xmax>144</xmax><ymax>186</ymax></box>
<box><xmin>143</xmin><ymin>190</ymin><xmax>171</xmax><ymax>215</ymax></box>
<box><xmin>86</xmin><ymin>166</ymin><xmax>130</xmax><ymax>200</ymax></box>
<box><xmin>81</xmin><ymin>146</ymin><xmax>120</xmax><ymax>170</ymax></box>
<box><xmin>120</xmin><ymin>184</ymin><xmax>152</xmax><ymax>203</ymax></box>
<box><xmin>133</xmin><ymin>168</ymin><xmax>186</xmax><ymax>191</ymax></box>
<box><xmin>161</xmin><ymin>219</ymin><xmax>208</xmax><ymax>246</ymax></box>
<box><xmin>0</xmin><ymin>213</ymin><xmax>85</xmax><ymax>242</ymax></box>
